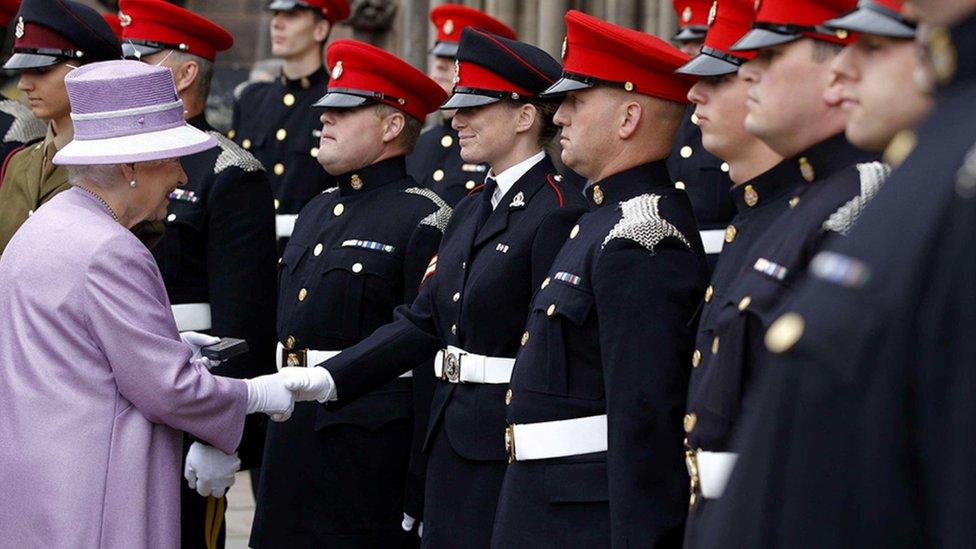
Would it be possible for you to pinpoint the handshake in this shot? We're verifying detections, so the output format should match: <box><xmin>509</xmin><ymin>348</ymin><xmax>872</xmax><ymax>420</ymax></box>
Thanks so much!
<box><xmin>244</xmin><ymin>367</ymin><xmax>336</xmax><ymax>422</ymax></box>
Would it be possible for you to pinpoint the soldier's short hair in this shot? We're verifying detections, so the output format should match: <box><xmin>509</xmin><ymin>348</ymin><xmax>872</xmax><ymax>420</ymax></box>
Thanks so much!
<box><xmin>373</xmin><ymin>103</ymin><xmax>423</xmax><ymax>153</ymax></box>
<box><xmin>529</xmin><ymin>100</ymin><xmax>561</xmax><ymax>147</ymax></box>
<box><xmin>166</xmin><ymin>50</ymin><xmax>215</xmax><ymax>101</ymax></box>
<box><xmin>811</xmin><ymin>40</ymin><xmax>844</xmax><ymax>62</ymax></box>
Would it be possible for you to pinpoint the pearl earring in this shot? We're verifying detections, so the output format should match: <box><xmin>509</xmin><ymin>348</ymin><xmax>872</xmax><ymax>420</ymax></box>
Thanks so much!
<box><xmin>130</xmin><ymin>180</ymin><xmax>137</xmax><ymax>188</ymax></box>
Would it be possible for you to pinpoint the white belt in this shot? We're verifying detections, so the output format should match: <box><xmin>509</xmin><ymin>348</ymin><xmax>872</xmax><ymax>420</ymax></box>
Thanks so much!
<box><xmin>276</xmin><ymin>214</ymin><xmax>298</xmax><ymax>239</ymax></box>
<box><xmin>692</xmin><ymin>450</ymin><xmax>739</xmax><ymax>499</ymax></box>
<box><xmin>700</xmin><ymin>229</ymin><xmax>725</xmax><ymax>255</ymax></box>
<box><xmin>172</xmin><ymin>303</ymin><xmax>212</xmax><ymax>332</ymax></box>
<box><xmin>433</xmin><ymin>346</ymin><xmax>515</xmax><ymax>384</ymax></box>
<box><xmin>275</xmin><ymin>342</ymin><xmax>412</xmax><ymax>378</ymax></box>
<box><xmin>505</xmin><ymin>414</ymin><xmax>607</xmax><ymax>462</ymax></box>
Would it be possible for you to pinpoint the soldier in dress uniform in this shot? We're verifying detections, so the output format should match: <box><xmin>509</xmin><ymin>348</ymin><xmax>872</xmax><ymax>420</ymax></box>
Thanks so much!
<box><xmin>229</xmin><ymin>0</ymin><xmax>349</xmax><ymax>242</ymax></box>
<box><xmin>249</xmin><ymin>40</ymin><xmax>449</xmax><ymax>548</ymax></box>
<box><xmin>0</xmin><ymin>1</ymin><xmax>45</xmax><ymax>168</ymax></box>
<box><xmin>668</xmin><ymin>0</ymin><xmax>736</xmax><ymax>270</ymax></box>
<box><xmin>291</xmin><ymin>29</ymin><xmax>585</xmax><ymax>547</ymax></box>
<box><xmin>491</xmin><ymin>11</ymin><xmax>709</xmax><ymax>547</ymax></box>
<box><xmin>118</xmin><ymin>2</ymin><xmax>279</xmax><ymax>548</ymax></box>
<box><xmin>0</xmin><ymin>0</ymin><xmax>120</xmax><ymax>254</ymax></box>
<box><xmin>405</xmin><ymin>4</ymin><xmax>516</xmax><ymax>207</ymax></box>
<box><xmin>694</xmin><ymin>1</ymin><xmax>953</xmax><ymax>546</ymax></box>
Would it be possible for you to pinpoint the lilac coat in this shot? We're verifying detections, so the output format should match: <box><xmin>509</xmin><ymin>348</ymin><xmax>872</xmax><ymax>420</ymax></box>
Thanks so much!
<box><xmin>0</xmin><ymin>188</ymin><xmax>247</xmax><ymax>548</ymax></box>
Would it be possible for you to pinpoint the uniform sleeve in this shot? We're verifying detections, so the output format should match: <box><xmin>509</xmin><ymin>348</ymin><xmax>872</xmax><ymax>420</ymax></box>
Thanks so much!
<box><xmin>83</xmin><ymin>234</ymin><xmax>247</xmax><ymax>454</ymax></box>
<box><xmin>592</xmin><ymin>239</ymin><xmax>699</xmax><ymax>546</ymax></box>
<box><xmin>530</xmin><ymin>205</ymin><xmax>586</xmax><ymax>290</ymax></box>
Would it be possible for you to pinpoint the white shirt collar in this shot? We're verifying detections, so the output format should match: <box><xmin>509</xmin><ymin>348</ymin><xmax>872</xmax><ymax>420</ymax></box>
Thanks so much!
<box><xmin>487</xmin><ymin>150</ymin><xmax>546</xmax><ymax>209</ymax></box>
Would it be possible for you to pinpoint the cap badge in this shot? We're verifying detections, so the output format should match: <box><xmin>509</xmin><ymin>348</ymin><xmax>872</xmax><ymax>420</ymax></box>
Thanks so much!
<box><xmin>119</xmin><ymin>12</ymin><xmax>132</xmax><ymax>27</ymax></box>
<box><xmin>708</xmin><ymin>1</ymin><xmax>718</xmax><ymax>26</ymax></box>
<box><xmin>744</xmin><ymin>185</ymin><xmax>758</xmax><ymax>207</ymax></box>
<box><xmin>15</xmin><ymin>17</ymin><xmax>23</xmax><ymax>39</ymax></box>
<box><xmin>754</xmin><ymin>0</ymin><xmax>762</xmax><ymax>11</ymax></box>
<box><xmin>682</xmin><ymin>6</ymin><xmax>692</xmax><ymax>22</ymax></box>
<box><xmin>592</xmin><ymin>185</ymin><xmax>604</xmax><ymax>205</ymax></box>
<box><xmin>561</xmin><ymin>36</ymin><xmax>568</xmax><ymax>60</ymax></box>
<box><xmin>331</xmin><ymin>61</ymin><xmax>343</xmax><ymax>80</ymax></box>
<box><xmin>799</xmin><ymin>157</ymin><xmax>816</xmax><ymax>182</ymax></box>
<box><xmin>443</xmin><ymin>19</ymin><xmax>455</xmax><ymax>35</ymax></box>
<box><xmin>350</xmin><ymin>174</ymin><xmax>363</xmax><ymax>190</ymax></box>
<box><xmin>509</xmin><ymin>191</ymin><xmax>526</xmax><ymax>208</ymax></box>
<box><xmin>453</xmin><ymin>59</ymin><xmax>460</xmax><ymax>86</ymax></box>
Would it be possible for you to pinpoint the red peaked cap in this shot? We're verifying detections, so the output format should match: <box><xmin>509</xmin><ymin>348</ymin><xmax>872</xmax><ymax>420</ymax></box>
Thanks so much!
<box><xmin>119</xmin><ymin>0</ymin><xmax>232</xmax><ymax>61</ymax></box>
<box><xmin>102</xmin><ymin>13</ymin><xmax>123</xmax><ymax>40</ymax></box>
<box><xmin>677</xmin><ymin>0</ymin><xmax>758</xmax><ymax>76</ymax></box>
<box><xmin>322</xmin><ymin>39</ymin><xmax>448</xmax><ymax>121</ymax></box>
<box><xmin>0</xmin><ymin>0</ymin><xmax>18</xmax><ymax>27</ymax></box>
<box><xmin>266</xmin><ymin>0</ymin><xmax>350</xmax><ymax>24</ymax></box>
<box><xmin>429</xmin><ymin>3</ymin><xmax>515</xmax><ymax>57</ymax></box>
<box><xmin>673</xmin><ymin>0</ymin><xmax>712</xmax><ymax>27</ymax></box>
<box><xmin>554</xmin><ymin>10</ymin><xmax>694</xmax><ymax>104</ymax></box>
<box><xmin>733</xmin><ymin>0</ymin><xmax>857</xmax><ymax>51</ymax></box>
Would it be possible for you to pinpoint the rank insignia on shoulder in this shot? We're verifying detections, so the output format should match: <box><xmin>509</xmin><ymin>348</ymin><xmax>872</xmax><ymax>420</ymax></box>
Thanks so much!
<box><xmin>754</xmin><ymin>257</ymin><xmax>788</xmax><ymax>281</ymax></box>
<box><xmin>509</xmin><ymin>191</ymin><xmax>526</xmax><ymax>208</ymax></box>
<box><xmin>496</xmin><ymin>243</ymin><xmax>510</xmax><ymax>253</ymax></box>
<box><xmin>554</xmin><ymin>271</ymin><xmax>582</xmax><ymax>286</ymax></box>
<box><xmin>462</xmin><ymin>163</ymin><xmax>488</xmax><ymax>173</ymax></box>
<box><xmin>342</xmin><ymin>239</ymin><xmax>395</xmax><ymax>253</ymax></box>
<box><xmin>809</xmin><ymin>251</ymin><xmax>871</xmax><ymax>288</ymax></box>
<box><xmin>168</xmin><ymin>188</ymin><xmax>199</xmax><ymax>204</ymax></box>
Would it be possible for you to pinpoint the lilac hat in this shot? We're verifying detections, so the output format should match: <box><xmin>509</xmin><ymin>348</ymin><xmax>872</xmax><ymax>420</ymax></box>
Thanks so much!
<box><xmin>53</xmin><ymin>60</ymin><xmax>216</xmax><ymax>165</ymax></box>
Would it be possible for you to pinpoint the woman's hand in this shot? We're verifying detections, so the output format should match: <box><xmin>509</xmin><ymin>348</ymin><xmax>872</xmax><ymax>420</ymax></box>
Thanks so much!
<box><xmin>243</xmin><ymin>373</ymin><xmax>297</xmax><ymax>421</ymax></box>
<box><xmin>180</xmin><ymin>331</ymin><xmax>222</xmax><ymax>369</ymax></box>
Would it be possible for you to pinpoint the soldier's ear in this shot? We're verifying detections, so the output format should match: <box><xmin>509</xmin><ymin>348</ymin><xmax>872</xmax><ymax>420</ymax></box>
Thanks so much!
<box><xmin>381</xmin><ymin>110</ymin><xmax>406</xmax><ymax>144</ymax></box>
<box><xmin>617</xmin><ymin>101</ymin><xmax>643</xmax><ymax>140</ymax></box>
<box><xmin>313</xmin><ymin>18</ymin><xmax>332</xmax><ymax>43</ymax></box>
<box><xmin>174</xmin><ymin>60</ymin><xmax>199</xmax><ymax>95</ymax></box>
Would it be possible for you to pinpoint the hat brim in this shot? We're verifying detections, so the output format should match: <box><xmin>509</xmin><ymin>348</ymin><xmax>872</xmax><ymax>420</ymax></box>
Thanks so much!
<box><xmin>267</xmin><ymin>0</ymin><xmax>302</xmax><ymax>11</ymax></box>
<box><xmin>121</xmin><ymin>43</ymin><xmax>165</xmax><ymax>61</ymax></box>
<box><xmin>824</xmin><ymin>9</ymin><xmax>915</xmax><ymax>38</ymax></box>
<box><xmin>441</xmin><ymin>92</ymin><xmax>501</xmax><ymax>110</ymax></box>
<box><xmin>312</xmin><ymin>92</ymin><xmax>371</xmax><ymax>109</ymax></box>
<box><xmin>672</xmin><ymin>27</ymin><xmax>708</xmax><ymax>42</ymax></box>
<box><xmin>53</xmin><ymin>125</ymin><xmax>217</xmax><ymax>165</ymax></box>
<box><xmin>731</xmin><ymin>28</ymin><xmax>801</xmax><ymax>52</ymax></box>
<box><xmin>540</xmin><ymin>77</ymin><xmax>592</xmax><ymax>98</ymax></box>
<box><xmin>676</xmin><ymin>53</ymin><xmax>740</xmax><ymax>77</ymax></box>
<box><xmin>3</xmin><ymin>52</ymin><xmax>64</xmax><ymax>70</ymax></box>
<box><xmin>430</xmin><ymin>42</ymin><xmax>459</xmax><ymax>58</ymax></box>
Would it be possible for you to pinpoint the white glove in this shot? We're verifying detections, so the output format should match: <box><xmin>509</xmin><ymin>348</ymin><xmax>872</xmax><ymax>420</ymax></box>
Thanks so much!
<box><xmin>244</xmin><ymin>373</ymin><xmax>296</xmax><ymax>421</ymax></box>
<box><xmin>184</xmin><ymin>442</ymin><xmax>240</xmax><ymax>498</ymax></box>
<box><xmin>278</xmin><ymin>366</ymin><xmax>336</xmax><ymax>402</ymax></box>
<box><xmin>180</xmin><ymin>331</ymin><xmax>222</xmax><ymax>369</ymax></box>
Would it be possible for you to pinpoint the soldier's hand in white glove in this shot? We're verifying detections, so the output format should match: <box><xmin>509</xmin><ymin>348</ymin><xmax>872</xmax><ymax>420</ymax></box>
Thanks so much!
<box><xmin>244</xmin><ymin>373</ymin><xmax>296</xmax><ymax>421</ymax></box>
<box><xmin>180</xmin><ymin>331</ymin><xmax>222</xmax><ymax>369</ymax></box>
<box><xmin>277</xmin><ymin>366</ymin><xmax>337</xmax><ymax>402</ymax></box>
<box><xmin>184</xmin><ymin>442</ymin><xmax>240</xmax><ymax>498</ymax></box>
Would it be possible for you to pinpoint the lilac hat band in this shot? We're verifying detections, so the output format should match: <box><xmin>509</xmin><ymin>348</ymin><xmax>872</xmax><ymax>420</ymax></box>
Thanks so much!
<box><xmin>71</xmin><ymin>99</ymin><xmax>186</xmax><ymax>140</ymax></box>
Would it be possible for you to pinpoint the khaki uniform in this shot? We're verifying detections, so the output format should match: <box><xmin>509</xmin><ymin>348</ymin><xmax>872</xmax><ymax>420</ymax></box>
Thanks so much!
<box><xmin>0</xmin><ymin>124</ymin><xmax>71</xmax><ymax>254</ymax></box>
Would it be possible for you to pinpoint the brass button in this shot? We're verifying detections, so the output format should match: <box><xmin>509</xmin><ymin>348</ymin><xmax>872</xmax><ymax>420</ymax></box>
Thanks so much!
<box><xmin>242</xmin><ymin>138</ymin><xmax>252</xmax><ymax>150</ymax></box>
<box><xmin>680</xmin><ymin>145</ymin><xmax>693</xmax><ymax>159</ymax></box>
<box><xmin>505</xmin><ymin>388</ymin><xmax>513</xmax><ymax>405</ymax></box>
<box><xmin>333</xmin><ymin>203</ymin><xmax>344</xmax><ymax>216</ymax></box>
<box><xmin>675</xmin><ymin>181</ymin><xmax>686</xmax><ymax>190</ymax></box>
<box><xmin>310</xmin><ymin>147</ymin><xmax>319</xmax><ymax>158</ymax></box>
<box><xmin>273</xmin><ymin>163</ymin><xmax>285</xmax><ymax>176</ymax></box>
<box><xmin>541</xmin><ymin>277</ymin><xmax>550</xmax><ymax>289</ymax></box>
<box><xmin>799</xmin><ymin>157</ymin><xmax>816</xmax><ymax>182</ymax></box>
<box><xmin>684</xmin><ymin>413</ymin><xmax>697</xmax><ymax>433</ymax></box>
<box><xmin>433</xmin><ymin>169</ymin><xmax>445</xmax><ymax>182</ymax></box>
<box><xmin>286</xmin><ymin>335</ymin><xmax>296</xmax><ymax>349</ymax></box>
<box><xmin>624</xmin><ymin>81</ymin><xmax>634</xmax><ymax>91</ymax></box>
<box><xmin>521</xmin><ymin>331</ymin><xmax>529</xmax><ymax>346</ymax></box>
<box><xmin>441</xmin><ymin>135</ymin><xmax>453</xmax><ymax>148</ymax></box>
<box><xmin>283</xmin><ymin>93</ymin><xmax>295</xmax><ymax>106</ymax></box>
<box><xmin>274</xmin><ymin>198</ymin><xmax>280</xmax><ymax>210</ymax></box>
<box><xmin>350</xmin><ymin>174</ymin><xmax>363</xmax><ymax>190</ymax></box>
<box><xmin>461</xmin><ymin>261</ymin><xmax>466</xmax><ymax>270</ymax></box>
<box><xmin>720</xmin><ymin>162</ymin><xmax>730</xmax><ymax>173</ymax></box>
<box><xmin>352</xmin><ymin>262</ymin><xmax>363</xmax><ymax>273</ymax></box>
<box><xmin>765</xmin><ymin>312</ymin><xmax>805</xmax><ymax>354</ymax></box>
<box><xmin>276</xmin><ymin>128</ymin><xmax>287</xmax><ymax>141</ymax></box>
<box><xmin>314</xmin><ymin>243</ymin><xmax>323</xmax><ymax>256</ymax></box>
<box><xmin>465</xmin><ymin>180</ymin><xmax>476</xmax><ymax>190</ymax></box>
<box><xmin>704</xmin><ymin>285</ymin><xmax>713</xmax><ymax>303</ymax></box>
<box><xmin>452</xmin><ymin>292</ymin><xmax>460</xmax><ymax>302</ymax></box>
<box><xmin>298</xmin><ymin>288</ymin><xmax>308</xmax><ymax>301</ymax></box>
<box><xmin>692</xmin><ymin>349</ymin><xmax>701</xmax><ymax>368</ymax></box>
<box><xmin>227</xmin><ymin>129</ymin><xmax>236</xmax><ymax>139</ymax></box>
<box><xmin>738</xmin><ymin>296</ymin><xmax>752</xmax><ymax>311</ymax></box>
<box><xmin>570</xmin><ymin>225</ymin><xmax>580</xmax><ymax>239</ymax></box>
<box><xmin>546</xmin><ymin>304</ymin><xmax>556</xmax><ymax>316</ymax></box>
<box><xmin>166</xmin><ymin>213</ymin><xmax>176</xmax><ymax>222</ymax></box>
<box><xmin>789</xmin><ymin>196</ymin><xmax>800</xmax><ymax>208</ymax></box>
<box><xmin>725</xmin><ymin>225</ymin><xmax>737</xmax><ymax>243</ymax></box>
<box><xmin>711</xmin><ymin>336</ymin><xmax>720</xmax><ymax>354</ymax></box>
<box><xmin>744</xmin><ymin>184</ymin><xmax>758</xmax><ymax>207</ymax></box>
<box><xmin>451</xmin><ymin>324</ymin><xmax>457</xmax><ymax>335</ymax></box>
<box><xmin>690</xmin><ymin>112</ymin><xmax>699</xmax><ymax>125</ymax></box>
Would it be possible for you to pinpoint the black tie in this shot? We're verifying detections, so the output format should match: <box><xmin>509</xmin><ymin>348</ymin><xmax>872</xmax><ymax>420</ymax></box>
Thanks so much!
<box><xmin>476</xmin><ymin>176</ymin><xmax>498</xmax><ymax>231</ymax></box>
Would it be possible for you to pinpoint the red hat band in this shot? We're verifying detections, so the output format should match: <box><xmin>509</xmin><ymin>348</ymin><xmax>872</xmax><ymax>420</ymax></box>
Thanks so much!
<box><xmin>704</xmin><ymin>0</ymin><xmax>757</xmax><ymax>59</ymax></box>
<box><xmin>454</xmin><ymin>61</ymin><xmax>535</xmax><ymax>98</ymax></box>
<box><xmin>15</xmin><ymin>22</ymin><xmax>79</xmax><ymax>53</ymax></box>
<box><xmin>755</xmin><ymin>0</ymin><xmax>858</xmax><ymax>44</ymax></box>
<box><xmin>430</xmin><ymin>4</ymin><xmax>516</xmax><ymax>44</ymax></box>
<box><xmin>123</xmin><ymin>19</ymin><xmax>219</xmax><ymax>60</ymax></box>
<box><xmin>673</xmin><ymin>0</ymin><xmax>712</xmax><ymax>28</ymax></box>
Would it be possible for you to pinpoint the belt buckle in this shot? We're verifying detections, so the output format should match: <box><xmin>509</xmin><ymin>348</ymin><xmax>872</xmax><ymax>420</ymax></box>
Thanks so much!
<box><xmin>504</xmin><ymin>424</ymin><xmax>516</xmax><ymax>463</ymax></box>
<box><xmin>282</xmin><ymin>348</ymin><xmax>307</xmax><ymax>368</ymax></box>
<box><xmin>443</xmin><ymin>350</ymin><xmax>462</xmax><ymax>383</ymax></box>
<box><xmin>685</xmin><ymin>448</ymin><xmax>700</xmax><ymax>507</ymax></box>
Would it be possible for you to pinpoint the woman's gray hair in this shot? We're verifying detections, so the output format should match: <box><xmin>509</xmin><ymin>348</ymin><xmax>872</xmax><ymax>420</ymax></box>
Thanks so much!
<box><xmin>67</xmin><ymin>159</ymin><xmax>172</xmax><ymax>190</ymax></box>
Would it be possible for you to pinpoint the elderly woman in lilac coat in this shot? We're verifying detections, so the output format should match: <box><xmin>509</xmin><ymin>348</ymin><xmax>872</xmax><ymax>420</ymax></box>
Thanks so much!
<box><xmin>0</xmin><ymin>61</ymin><xmax>326</xmax><ymax>548</ymax></box>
